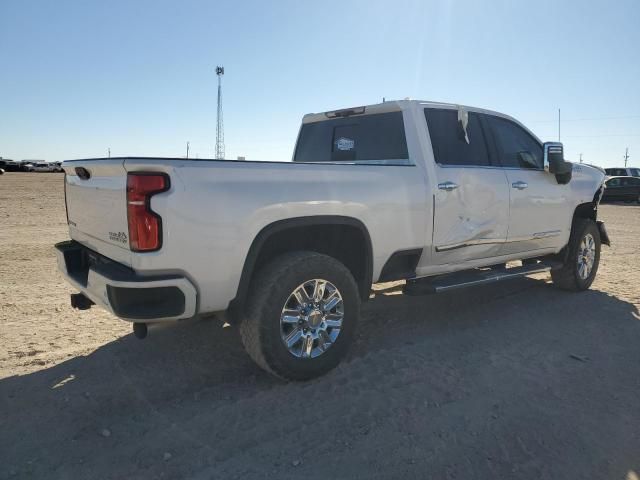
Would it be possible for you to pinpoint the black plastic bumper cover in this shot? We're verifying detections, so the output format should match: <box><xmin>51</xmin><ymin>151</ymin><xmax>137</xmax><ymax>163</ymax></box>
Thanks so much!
<box><xmin>56</xmin><ymin>240</ymin><xmax>187</xmax><ymax>320</ymax></box>
<box><xmin>107</xmin><ymin>285</ymin><xmax>185</xmax><ymax>320</ymax></box>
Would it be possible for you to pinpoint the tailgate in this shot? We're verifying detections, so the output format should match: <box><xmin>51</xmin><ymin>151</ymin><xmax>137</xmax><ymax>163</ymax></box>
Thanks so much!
<box><xmin>63</xmin><ymin>159</ymin><xmax>132</xmax><ymax>265</ymax></box>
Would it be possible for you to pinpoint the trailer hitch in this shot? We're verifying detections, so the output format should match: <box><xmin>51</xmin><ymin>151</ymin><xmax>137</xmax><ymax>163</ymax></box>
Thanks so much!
<box><xmin>70</xmin><ymin>293</ymin><xmax>94</xmax><ymax>310</ymax></box>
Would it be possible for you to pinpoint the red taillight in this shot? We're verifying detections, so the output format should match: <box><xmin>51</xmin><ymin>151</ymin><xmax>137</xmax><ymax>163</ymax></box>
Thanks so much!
<box><xmin>127</xmin><ymin>173</ymin><xmax>169</xmax><ymax>252</ymax></box>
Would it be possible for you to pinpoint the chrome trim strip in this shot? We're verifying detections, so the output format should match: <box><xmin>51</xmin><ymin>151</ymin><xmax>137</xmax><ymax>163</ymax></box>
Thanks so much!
<box><xmin>532</xmin><ymin>230</ymin><xmax>562</xmax><ymax>239</ymax></box>
<box><xmin>435</xmin><ymin>164</ymin><xmax>545</xmax><ymax>172</ymax></box>
<box><xmin>437</xmin><ymin>181</ymin><xmax>459</xmax><ymax>191</ymax></box>
<box><xmin>435</xmin><ymin>238</ymin><xmax>504</xmax><ymax>252</ymax></box>
<box><xmin>435</xmin><ymin>230</ymin><xmax>562</xmax><ymax>252</ymax></box>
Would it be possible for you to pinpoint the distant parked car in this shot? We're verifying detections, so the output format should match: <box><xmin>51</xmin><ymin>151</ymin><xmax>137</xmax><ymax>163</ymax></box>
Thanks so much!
<box><xmin>602</xmin><ymin>176</ymin><xmax>640</xmax><ymax>203</ymax></box>
<box><xmin>0</xmin><ymin>159</ymin><xmax>23</xmax><ymax>172</ymax></box>
<box><xmin>605</xmin><ymin>167</ymin><xmax>640</xmax><ymax>177</ymax></box>
<box><xmin>21</xmin><ymin>163</ymin><xmax>35</xmax><ymax>172</ymax></box>
<box><xmin>52</xmin><ymin>161</ymin><xmax>63</xmax><ymax>172</ymax></box>
<box><xmin>31</xmin><ymin>162</ymin><xmax>56</xmax><ymax>172</ymax></box>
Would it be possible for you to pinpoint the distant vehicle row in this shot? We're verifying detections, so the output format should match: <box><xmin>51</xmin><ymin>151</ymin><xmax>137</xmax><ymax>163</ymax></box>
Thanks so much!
<box><xmin>605</xmin><ymin>167</ymin><xmax>640</xmax><ymax>177</ymax></box>
<box><xmin>0</xmin><ymin>159</ymin><xmax>63</xmax><ymax>172</ymax></box>
<box><xmin>31</xmin><ymin>162</ymin><xmax>63</xmax><ymax>172</ymax></box>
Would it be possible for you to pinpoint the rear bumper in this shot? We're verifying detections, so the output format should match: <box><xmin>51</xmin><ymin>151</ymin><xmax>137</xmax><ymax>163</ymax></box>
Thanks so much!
<box><xmin>55</xmin><ymin>240</ymin><xmax>197</xmax><ymax>322</ymax></box>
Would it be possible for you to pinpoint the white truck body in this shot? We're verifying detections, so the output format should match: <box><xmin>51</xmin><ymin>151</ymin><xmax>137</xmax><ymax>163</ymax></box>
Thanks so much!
<box><xmin>57</xmin><ymin>100</ymin><xmax>606</xmax><ymax>322</ymax></box>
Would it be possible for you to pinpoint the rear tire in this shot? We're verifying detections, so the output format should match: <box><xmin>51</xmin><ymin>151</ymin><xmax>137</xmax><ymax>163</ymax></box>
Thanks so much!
<box><xmin>551</xmin><ymin>218</ymin><xmax>600</xmax><ymax>291</ymax></box>
<box><xmin>239</xmin><ymin>251</ymin><xmax>360</xmax><ymax>380</ymax></box>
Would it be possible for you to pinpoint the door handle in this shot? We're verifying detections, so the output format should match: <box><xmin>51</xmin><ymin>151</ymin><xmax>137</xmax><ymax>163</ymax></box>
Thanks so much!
<box><xmin>512</xmin><ymin>181</ymin><xmax>528</xmax><ymax>190</ymax></box>
<box><xmin>438</xmin><ymin>181</ymin><xmax>459</xmax><ymax>191</ymax></box>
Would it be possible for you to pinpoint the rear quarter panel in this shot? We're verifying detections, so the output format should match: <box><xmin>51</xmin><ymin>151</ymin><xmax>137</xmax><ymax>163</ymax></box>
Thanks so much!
<box><xmin>124</xmin><ymin>159</ymin><xmax>429</xmax><ymax>313</ymax></box>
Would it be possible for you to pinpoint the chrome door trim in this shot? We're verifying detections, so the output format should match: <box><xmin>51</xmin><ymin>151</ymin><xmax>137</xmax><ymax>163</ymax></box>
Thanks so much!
<box><xmin>437</xmin><ymin>181</ymin><xmax>459</xmax><ymax>191</ymax></box>
<box><xmin>435</xmin><ymin>164</ymin><xmax>545</xmax><ymax>172</ymax></box>
<box><xmin>531</xmin><ymin>230</ymin><xmax>562</xmax><ymax>239</ymax></box>
<box><xmin>435</xmin><ymin>230</ymin><xmax>562</xmax><ymax>252</ymax></box>
<box><xmin>435</xmin><ymin>237</ymin><xmax>505</xmax><ymax>252</ymax></box>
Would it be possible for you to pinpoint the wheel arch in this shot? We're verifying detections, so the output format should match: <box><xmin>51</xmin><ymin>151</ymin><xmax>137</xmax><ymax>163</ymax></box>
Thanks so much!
<box><xmin>572</xmin><ymin>184</ymin><xmax>604</xmax><ymax>224</ymax></box>
<box><xmin>228</xmin><ymin>216</ymin><xmax>373</xmax><ymax>322</ymax></box>
<box><xmin>562</xmin><ymin>187</ymin><xmax>609</xmax><ymax>261</ymax></box>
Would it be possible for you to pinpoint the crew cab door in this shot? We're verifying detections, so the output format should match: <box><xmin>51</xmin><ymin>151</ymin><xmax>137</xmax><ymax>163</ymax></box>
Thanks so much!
<box><xmin>424</xmin><ymin>107</ymin><xmax>510</xmax><ymax>265</ymax></box>
<box><xmin>484</xmin><ymin>115</ymin><xmax>571</xmax><ymax>254</ymax></box>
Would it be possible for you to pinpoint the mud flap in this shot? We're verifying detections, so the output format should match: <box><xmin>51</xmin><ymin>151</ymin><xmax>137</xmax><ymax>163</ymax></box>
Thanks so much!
<box><xmin>597</xmin><ymin>221</ymin><xmax>611</xmax><ymax>246</ymax></box>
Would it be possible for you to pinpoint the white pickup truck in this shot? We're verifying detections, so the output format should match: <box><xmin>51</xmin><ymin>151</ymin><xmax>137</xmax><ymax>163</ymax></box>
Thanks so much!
<box><xmin>56</xmin><ymin>100</ymin><xmax>609</xmax><ymax>380</ymax></box>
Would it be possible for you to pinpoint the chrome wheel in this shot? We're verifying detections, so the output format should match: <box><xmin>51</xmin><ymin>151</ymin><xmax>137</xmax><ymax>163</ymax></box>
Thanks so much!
<box><xmin>577</xmin><ymin>233</ymin><xmax>596</xmax><ymax>280</ymax></box>
<box><xmin>280</xmin><ymin>279</ymin><xmax>344</xmax><ymax>359</ymax></box>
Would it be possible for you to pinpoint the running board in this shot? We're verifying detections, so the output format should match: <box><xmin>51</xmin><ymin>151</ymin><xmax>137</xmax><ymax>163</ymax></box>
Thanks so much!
<box><xmin>403</xmin><ymin>262</ymin><xmax>560</xmax><ymax>296</ymax></box>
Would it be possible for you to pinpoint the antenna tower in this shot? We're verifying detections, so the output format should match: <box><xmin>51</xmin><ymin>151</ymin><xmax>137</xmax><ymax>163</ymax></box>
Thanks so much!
<box><xmin>215</xmin><ymin>66</ymin><xmax>225</xmax><ymax>159</ymax></box>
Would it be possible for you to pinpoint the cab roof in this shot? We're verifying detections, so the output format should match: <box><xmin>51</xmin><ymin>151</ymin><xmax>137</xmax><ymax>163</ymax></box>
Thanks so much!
<box><xmin>301</xmin><ymin>99</ymin><xmax>537</xmax><ymax>141</ymax></box>
<box><xmin>303</xmin><ymin>99</ymin><xmax>518</xmax><ymax>124</ymax></box>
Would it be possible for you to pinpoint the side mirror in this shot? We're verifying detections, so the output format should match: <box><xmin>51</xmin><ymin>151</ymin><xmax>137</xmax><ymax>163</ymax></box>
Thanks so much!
<box><xmin>543</xmin><ymin>142</ymin><xmax>572</xmax><ymax>184</ymax></box>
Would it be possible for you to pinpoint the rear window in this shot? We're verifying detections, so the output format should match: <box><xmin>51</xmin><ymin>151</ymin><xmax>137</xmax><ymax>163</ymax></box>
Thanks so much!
<box><xmin>424</xmin><ymin>108</ymin><xmax>491</xmax><ymax>166</ymax></box>
<box><xmin>630</xmin><ymin>168</ymin><xmax>640</xmax><ymax>177</ymax></box>
<box><xmin>293</xmin><ymin>112</ymin><xmax>409</xmax><ymax>162</ymax></box>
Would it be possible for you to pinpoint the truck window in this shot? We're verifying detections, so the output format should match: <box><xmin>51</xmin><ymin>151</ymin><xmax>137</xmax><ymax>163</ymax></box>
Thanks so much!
<box><xmin>486</xmin><ymin>116</ymin><xmax>543</xmax><ymax>169</ymax></box>
<box><xmin>423</xmin><ymin>108</ymin><xmax>491</xmax><ymax>167</ymax></box>
<box><xmin>293</xmin><ymin>112</ymin><xmax>408</xmax><ymax>162</ymax></box>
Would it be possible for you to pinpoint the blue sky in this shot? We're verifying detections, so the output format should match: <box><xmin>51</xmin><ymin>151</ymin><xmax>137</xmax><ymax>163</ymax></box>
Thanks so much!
<box><xmin>1</xmin><ymin>0</ymin><xmax>639</xmax><ymax>167</ymax></box>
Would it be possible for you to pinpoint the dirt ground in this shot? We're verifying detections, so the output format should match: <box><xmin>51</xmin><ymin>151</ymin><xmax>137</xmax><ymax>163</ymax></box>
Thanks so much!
<box><xmin>1</xmin><ymin>172</ymin><xmax>639</xmax><ymax>479</ymax></box>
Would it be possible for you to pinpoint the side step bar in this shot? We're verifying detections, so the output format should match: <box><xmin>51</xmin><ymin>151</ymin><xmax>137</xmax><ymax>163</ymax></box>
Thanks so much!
<box><xmin>403</xmin><ymin>262</ymin><xmax>560</xmax><ymax>296</ymax></box>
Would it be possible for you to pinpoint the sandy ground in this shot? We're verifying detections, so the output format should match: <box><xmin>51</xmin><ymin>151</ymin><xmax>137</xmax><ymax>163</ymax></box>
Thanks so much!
<box><xmin>1</xmin><ymin>172</ymin><xmax>639</xmax><ymax>479</ymax></box>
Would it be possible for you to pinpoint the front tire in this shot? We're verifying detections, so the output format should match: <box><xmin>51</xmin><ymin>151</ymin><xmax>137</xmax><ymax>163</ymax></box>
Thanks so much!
<box><xmin>239</xmin><ymin>251</ymin><xmax>361</xmax><ymax>380</ymax></box>
<box><xmin>551</xmin><ymin>218</ymin><xmax>601</xmax><ymax>291</ymax></box>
